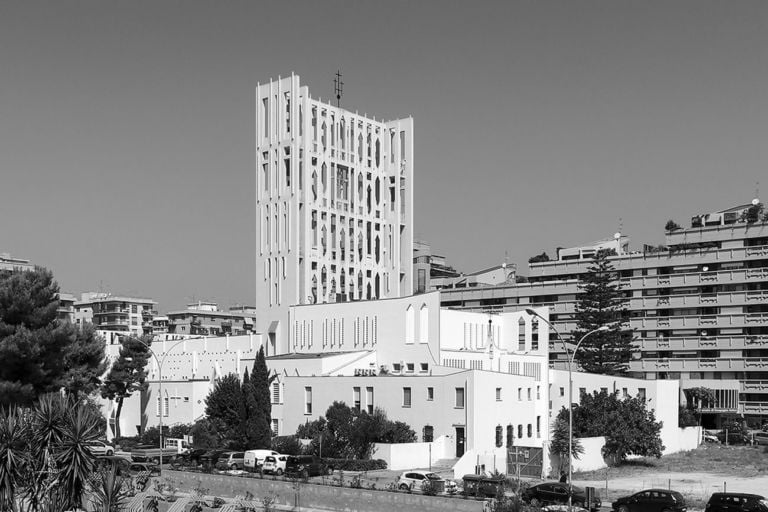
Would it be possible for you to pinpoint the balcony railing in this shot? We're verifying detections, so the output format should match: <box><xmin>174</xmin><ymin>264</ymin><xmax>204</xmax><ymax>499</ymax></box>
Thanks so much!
<box><xmin>631</xmin><ymin>357</ymin><xmax>768</xmax><ymax>372</ymax></box>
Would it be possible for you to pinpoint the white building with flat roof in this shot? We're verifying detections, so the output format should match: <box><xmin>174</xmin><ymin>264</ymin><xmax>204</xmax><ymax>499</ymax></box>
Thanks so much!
<box><xmin>255</xmin><ymin>74</ymin><xmax>414</xmax><ymax>357</ymax></box>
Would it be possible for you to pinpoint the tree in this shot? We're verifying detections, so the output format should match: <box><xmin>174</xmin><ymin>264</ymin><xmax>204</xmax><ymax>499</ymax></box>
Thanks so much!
<box><xmin>549</xmin><ymin>414</ymin><xmax>584</xmax><ymax>475</ymax></box>
<box><xmin>572</xmin><ymin>250</ymin><xmax>635</xmax><ymax>375</ymax></box>
<box><xmin>245</xmin><ymin>347</ymin><xmax>274</xmax><ymax>449</ymax></box>
<box><xmin>742</xmin><ymin>203</ymin><xmax>764</xmax><ymax>224</ymax></box>
<box><xmin>528</xmin><ymin>252</ymin><xmax>551</xmax><ymax>264</ymax></box>
<box><xmin>563</xmin><ymin>389</ymin><xmax>663</xmax><ymax>464</ymax></box>
<box><xmin>205</xmin><ymin>373</ymin><xmax>247</xmax><ymax>449</ymax></box>
<box><xmin>682</xmin><ymin>387</ymin><xmax>715</xmax><ymax>426</ymax></box>
<box><xmin>664</xmin><ymin>220</ymin><xmax>681</xmax><ymax>232</ymax></box>
<box><xmin>100</xmin><ymin>335</ymin><xmax>152</xmax><ymax>440</ymax></box>
<box><xmin>0</xmin><ymin>393</ymin><xmax>105</xmax><ymax>511</ymax></box>
<box><xmin>0</xmin><ymin>267</ymin><xmax>108</xmax><ymax>406</ymax></box>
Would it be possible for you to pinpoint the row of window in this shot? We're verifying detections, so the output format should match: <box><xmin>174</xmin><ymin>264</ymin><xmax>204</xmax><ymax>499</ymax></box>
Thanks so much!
<box><xmin>494</xmin><ymin>419</ymin><xmax>542</xmax><ymax>445</ymax></box>
<box><xmin>402</xmin><ymin>387</ymin><xmax>464</xmax><ymax>408</ymax></box>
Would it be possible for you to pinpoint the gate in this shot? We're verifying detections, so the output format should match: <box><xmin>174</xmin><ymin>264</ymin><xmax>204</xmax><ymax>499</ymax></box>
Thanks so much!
<box><xmin>507</xmin><ymin>446</ymin><xmax>543</xmax><ymax>479</ymax></box>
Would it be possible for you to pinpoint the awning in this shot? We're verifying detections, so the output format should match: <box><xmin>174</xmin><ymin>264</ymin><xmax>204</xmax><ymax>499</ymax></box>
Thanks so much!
<box><xmin>268</xmin><ymin>320</ymin><xmax>279</xmax><ymax>333</ymax></box>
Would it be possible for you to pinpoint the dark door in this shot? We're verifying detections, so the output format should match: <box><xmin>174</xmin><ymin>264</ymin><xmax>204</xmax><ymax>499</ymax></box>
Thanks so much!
<box><xmin>455</xmin><ymin>427</ymin><xmax>465</xmax><ymax>457</ymax></box>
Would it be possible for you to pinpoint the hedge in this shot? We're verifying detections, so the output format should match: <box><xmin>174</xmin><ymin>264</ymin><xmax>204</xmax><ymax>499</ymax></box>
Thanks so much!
<box><xmin>325</xmin><ymin>458</ymin><xmax>387</xmax><ymax>471</ymax></box>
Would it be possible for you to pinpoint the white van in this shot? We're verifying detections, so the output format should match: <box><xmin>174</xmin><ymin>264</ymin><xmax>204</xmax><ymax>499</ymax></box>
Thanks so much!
<box><xmin>244</xmin><ymin>449</ymin><xmax>279</xmax><ymax>472</ymax></box>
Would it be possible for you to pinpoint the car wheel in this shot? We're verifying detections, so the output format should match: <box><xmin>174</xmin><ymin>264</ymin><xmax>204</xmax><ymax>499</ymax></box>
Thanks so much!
<box><xmin>399</xmin><ymin>484</ymin><xmax>410</xmax><ymax>491</ymax></box>
<box><xmin>276</xmin><ymin>468</ymin><xmax>283</xmax><ymax>476</ymax></box>
<box><xmin>530</xmin><ymin>498</ymin><xmax>541</xmax><ymax>508</ymax></box>
<box><xmin>619</xmin><ymin>505</ymin><xmax>629</xmax><ymax>512</ymax></box>
<box><xmin>230</xmin><ymin>464</ymin><xmax>237</xmax><ymax>470</ymax></box>
<box><xmin>105</xmin><ymin>449</ymin><xmax>114</xmax><ymax>457</ymax></box>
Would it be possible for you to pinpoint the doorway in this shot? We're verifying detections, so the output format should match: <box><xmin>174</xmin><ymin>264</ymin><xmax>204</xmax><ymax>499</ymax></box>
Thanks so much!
<box><xmin>455</xmin><ymin>427</ymin><xmax>465</xmax><ymax>458</ymax></box>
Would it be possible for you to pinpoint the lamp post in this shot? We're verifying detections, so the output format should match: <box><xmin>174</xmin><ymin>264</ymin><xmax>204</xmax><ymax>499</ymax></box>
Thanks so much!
<box><xmin>525</xmin><ymin>309</ymin><xmax>608</xmax><ymax>511</ymax></box>
<box><xmin>128</xmin><ymin>336</ymin><xmax>187</xmax><ymax>476</ymax></box>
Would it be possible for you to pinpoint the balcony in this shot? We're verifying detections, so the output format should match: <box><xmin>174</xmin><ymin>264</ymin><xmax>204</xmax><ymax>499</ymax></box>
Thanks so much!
<box><xmin>93</xmin><ymin>309</ymin><xmax>129</xmax><ymax>316</ymax></box>
<box><xmin>741</xmin><ymin>401</ymin><xmax>768</xmax><ymax>414</ymax></box>
<box><xmin>638</xmin><ymin>335</ymin><xmax>768</xmax><ymax>351</ymax></box>
<box><xmin>628</xmin><ymin>290</ymin><xmax>768</xmax><ymax>310</ymax></box>
<box><xmin>633</xmin><ymin>312</ymin><xmax>768</xmax><ymax>331</ymax></box>
<box><xmin>631</xmin><ymin>357</ymin><xmax>768</xmax><ymax>373</ymax></box>
<box><xmin>623</xmin><ymin>268</ymin><xmax>768</xmax><ymax>290</ymax></box>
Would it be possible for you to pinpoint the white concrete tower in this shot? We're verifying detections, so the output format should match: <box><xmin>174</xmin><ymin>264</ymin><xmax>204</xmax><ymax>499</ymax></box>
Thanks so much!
<box><xmin>255</xmin><ymin>74</ymin><xmax>414</xmax><ymax>355</ymax></box>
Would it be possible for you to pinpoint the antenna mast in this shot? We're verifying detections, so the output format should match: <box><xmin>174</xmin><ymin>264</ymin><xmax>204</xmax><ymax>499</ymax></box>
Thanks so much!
<box><xmin>334</xmin><ymin>70</ymin><xmax>344</xmax><ymax>108</ymax></box>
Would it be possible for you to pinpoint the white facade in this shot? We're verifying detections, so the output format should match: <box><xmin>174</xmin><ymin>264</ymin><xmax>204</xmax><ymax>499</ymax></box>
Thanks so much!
<box><xmin>255</xmin><ymin>74</ymin><xmax>414</xmax><ymax>356</ymax></box>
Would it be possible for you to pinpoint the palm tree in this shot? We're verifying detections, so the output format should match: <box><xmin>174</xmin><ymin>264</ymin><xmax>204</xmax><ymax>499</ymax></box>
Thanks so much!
<box><xmin>0</xmin><ymin>406</ymin><xmax>29</xmax><ymax>512</ymax></box>
<box><xmin>56</xmin><ymin>396</ymin><xmax>103</xmax><ymax>510</ymax></box>
<box><xmin>90</xmin><ymin>464</ymin><xmax>130</xmax><ymax>512</ymax></box>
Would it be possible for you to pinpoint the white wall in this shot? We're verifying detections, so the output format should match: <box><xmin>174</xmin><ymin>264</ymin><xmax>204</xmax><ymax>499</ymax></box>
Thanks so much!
<box><xmin>372</xmin><ymin>436</ymin><xmax>452</xmax><ymax>471</ymax></box>
<box><xmin>452</xmin><ymin>447</ymin><xmax>508</xmax><ymax>480</ymax></box>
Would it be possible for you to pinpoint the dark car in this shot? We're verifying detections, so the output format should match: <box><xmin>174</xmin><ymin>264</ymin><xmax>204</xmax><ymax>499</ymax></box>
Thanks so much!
<box><xmin>522</xmin><ymin>482</ymin><xmax>601</xmax><ymax>512</ymax></box>
<box><xmin>198</xmin><ymin>449</ymin><xmax>228</xmax><ymax>469</ymax></box>
<box><xmin>462</xmin><ymin>474</ymin><xmax>506</xmax><ymax>498</ymax></box>
<box><xmin>128</xmin><ymin>462</ymin><xmax>160</xmax><ymax>477</ymax></box>
<box><xmin>612</xmin><ymin>489</ymin><xmax>687</xmax><ymax>512</ymax></box>
<box><xmin>706</xmin><ymin>493</ymin><xmax>768</xmax><ymax>512</ymax></box>
<box><xmin>716</xmin><ymin>431</ymin><xmax>750</xmax><ymax>445</ymax></box>
<box><xmin>183</xmin><ymin>448</ymin><xmax>209</xmax><ymax>465</ymax></box>
<box><xmin>284</xmin><ymin>455</ymin><xmax>333</xmax><ymax>478</ymax></box>
<box><xmin>97</xmin><ymin>456</ymin><xmax>159</xmax><ymax>478</ymax></box>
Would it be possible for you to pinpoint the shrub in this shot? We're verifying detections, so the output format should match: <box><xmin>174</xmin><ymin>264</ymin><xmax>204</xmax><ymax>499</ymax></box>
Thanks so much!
<box><xmin>324</xmin><ymin>458</ymin><xmax>387</xmax><ymax>471</ymax></box>
<box><xmin>211</xmin><ymin>497</ymin><xmax>226</xmax><ymax>508</ymax></box>
<box><xmin>421</xmin><ymin>479</ymin><xmax>438</xmax><ymax>496</ymax></box>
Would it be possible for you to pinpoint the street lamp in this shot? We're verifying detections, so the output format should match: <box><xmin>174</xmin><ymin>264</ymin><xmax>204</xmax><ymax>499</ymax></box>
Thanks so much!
<box><xmin>127</xmin><ymin>336</ymin><xmax>187</xmax><ymax>475</ymax></box>
<box><xmin>525</xmin><ymin>309</ymin><xmax>608</xmax><ymax>511</ymax></box>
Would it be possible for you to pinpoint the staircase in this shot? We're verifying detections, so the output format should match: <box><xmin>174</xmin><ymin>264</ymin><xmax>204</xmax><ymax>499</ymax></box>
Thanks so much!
<box><xmin>431</xmin><ymin>458</ymin><xmax>459</xmax><ymax>471</ymax></box>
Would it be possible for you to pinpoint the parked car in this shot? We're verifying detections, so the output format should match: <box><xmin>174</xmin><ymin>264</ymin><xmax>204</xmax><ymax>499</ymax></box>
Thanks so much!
<box><xmin>216</xmin><ymin>451</ymin><xmax>246</xmax><ymax>470</ymax></box>
<box><xmin>612</xmin><ymin>489</ymin><xmax>687</xmax><ymax>512</ymax></box>
<box><xmin>127</xmin><ymin>462</ymin><xmax>161</xmax><ymax>477</ymax></box>
<box><xmin>183</xmin><ymin>448</ymin><xmax>209</xmax><ymax>465</ymax></box>
<box><xmin>285</xmin><ymin>455</ymin><xmax>333</xmax><ymax>478</ymax></box>
<box><xmin>87</xmin><ymin>441</ymin><xmax>115</xmax><ymax>457</ymax></box>
<box><xmin>716</xmin><ymin>431</ymin><xmax>750</xmax><ymax>445</ymax></box>
<box><xmin>244</xmin><ymin>449</ymin><xmax>280</xmax><ymax>472</ymax></box>
<box><xmin>703</xmin><ymin>431</ymin><xmax>720</xmax><ymax>444</ymax></box>
<box><xmin>752</xmin><ymin>433</ymin><xmax>768</xmax><ymax>446</ymax></box>
<box><xmin>98</xmin><ymin>456</ymin><xmax>159</xmax><ymax>477</ymax></box>
<box><xmin>199</xmin><ymin>449</ymin><xmax>228</xmax><ymax>468</ymax></box>
<box><xmin>523</xmin><ymin>482</ymin><xmax>601</xmax><ymax>512</ymax></box>
<box><xmin>706</xmin><ymin>493</ymin><xmax>768</xmax><ymax>512</ymax></box>
<box><xmin>262</xmin><ymin>455</ymin><xmax>289</xmax><ymax>475</ymax></box>
<box><xmin>461</xmin><ymin>474</ymin><xmax>505</xmax><ymax>498</ymax></box>
<box><xmin>396</xmin><ymin>471</ymin><xmax>447</xmax><ymax>493</ymax></box>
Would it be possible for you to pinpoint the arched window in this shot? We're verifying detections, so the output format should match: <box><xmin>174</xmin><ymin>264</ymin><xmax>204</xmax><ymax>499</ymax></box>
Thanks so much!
<box><xmin>532</xmin><ymin>319</ymin><xmax>539</xmax><ymax>351</ymax></box>
<box><xmin>419</xmin><ymin>304</ymin><xmax>429</xmax><ymax>343</ymax></box>
<box><xmin>423</xmin><ymin>425</ymin><xmax>434</xmax><ymax>443</ymax></box>
<box><xmin>506</xmin><ymin>425</ymin><xmax>513</xmax><ymax>447</ymax></box>
<box><xmin>518</xmin><ymin>318</ymin><xmax>526</xmax><ymax>351</ymax></box>
<box><xmin>517</xmin><ymin>424</ymin><xmax>523</xmax><ymax>439</ymax></box>
<box><xmin>405</xmin><ymin>305</ymin><xmax>415</xmax><ymax>344</ymax></box>
<box><xmin>495</xmin><ymin>426</ymin><xmax>503</xmax><ymax>448</ymax></box>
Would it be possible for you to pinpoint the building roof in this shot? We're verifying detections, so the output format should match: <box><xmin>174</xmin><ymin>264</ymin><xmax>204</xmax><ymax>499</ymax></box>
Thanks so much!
<box><xmin>267</xmin><ymin>351</ymin><xmax>365</xmax><ymax>360</ymax></box>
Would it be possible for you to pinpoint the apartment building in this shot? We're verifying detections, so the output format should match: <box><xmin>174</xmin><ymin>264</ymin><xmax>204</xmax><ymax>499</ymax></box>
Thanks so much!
<box><xmin>166</xmin><ymin>302</ymin><xmax>256</xmax><ymax>336</ymax></box>
<box><xmin>0</xmin><ymin>252</ymin><xmax>34</xmax><ymax>272</ymax></box>
<box><xmin>255</xmin><ymin>74</ymin><xmax>414</xmax><ymax>356</ymax></box>
<box><xmin>74</xmin><ymin>292</ymin><xmax>157</xmax><ymax>336</ymax></box>
<box><xmin>439</xmin><ymin>200</ymin><xmax>768</xmax><ymax>425</ymax></box>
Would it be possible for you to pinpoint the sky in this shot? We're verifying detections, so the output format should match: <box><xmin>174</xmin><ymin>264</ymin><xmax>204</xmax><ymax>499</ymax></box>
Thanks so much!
<box><xmin>1</xmin><ymin>1</ymin><xmax>767</xmax><ymax>312</ymax></box>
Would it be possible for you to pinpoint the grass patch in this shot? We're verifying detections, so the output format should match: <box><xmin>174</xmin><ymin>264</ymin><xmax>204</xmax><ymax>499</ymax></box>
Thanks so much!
<box><xmin>574</xmin><ymin>444</ymin><xmax>768</xmax><ymax>480</ymax></box>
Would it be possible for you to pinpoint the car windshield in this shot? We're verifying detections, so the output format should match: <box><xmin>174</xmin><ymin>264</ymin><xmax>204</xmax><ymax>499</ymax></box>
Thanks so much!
<box><xmin>425</xmin><ymin>473</ymin><xmax>441</xmax><ymax>480</ymax></box>
<box><xmin>265</xmin><ymin>457</ymin><xmax>276</xmax><ymax>462</ymax></box>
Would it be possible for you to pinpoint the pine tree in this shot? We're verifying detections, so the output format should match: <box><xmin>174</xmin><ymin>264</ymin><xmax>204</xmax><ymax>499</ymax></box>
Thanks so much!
<box><xmin>572</xmin><ymin>249</ymin><xmax>634</xmax><ymax>374</ymax></box>
<box><xmin>100</xmin><ymin>335</ymin><xmax>152</xmax><ymax>439</ymax></box>
<box><xmin>0</xmin><ymin>267</ymin><xmax>106</xmax><ymax>406</ymax></box>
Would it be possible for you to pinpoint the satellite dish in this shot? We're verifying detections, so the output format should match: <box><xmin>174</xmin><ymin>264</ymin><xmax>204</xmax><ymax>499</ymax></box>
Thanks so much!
<box><xmin>614</xmin><ymin>232</ymin><xmax>621</xmax><ymax>240</ymax></box>
<box><xmin>752</xmin><ymin>198</ymin><xmax>760</xmax><ymax>205</ymax></box>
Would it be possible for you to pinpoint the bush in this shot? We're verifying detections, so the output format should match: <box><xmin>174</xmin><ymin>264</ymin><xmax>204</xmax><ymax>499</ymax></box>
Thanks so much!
<box><xmin>271</xmin><ymin>435</ymin><xmax>304</xmax><ymax>455</ymax></box>
<box><xmin>324</xmin><ymin>458</ymin><xmax>387</xmax><ymax>471</ymax></box>
<box><xmin>115</xmin><ymin>436</ymin><xmax>141</xmax><ymax>451</ymax></box>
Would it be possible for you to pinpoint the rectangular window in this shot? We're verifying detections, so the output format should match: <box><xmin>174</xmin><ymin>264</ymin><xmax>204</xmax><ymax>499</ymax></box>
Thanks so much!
<box><xmin>638</xmin><ymin>388</ymin><xmax>647</xmax><ymax>401</ymax></box>
<box><xmin>622</xmin><ymin>388</ymin><xmax>628</xmax><ymax>398</ymax></box>
<box><xmin>366</xmin><ymin>387</ymin><xmax>374</xmax><ymax>414</ymax></box>
<box><xmin>559</xmin><ymin>387</ymin><xmax>565</xmax><ymax>397</ymax></box>
<box><xmin>304</xmin><ymin>387</ymin><xmax>312</xmax><ymax>414</ymax></box>
<box><xmin>271</xmin><ymin>419</ymin><xmax>279</xmax><ymax>436</ymax></box>
<box><xmin>272</xmin><ymin>382</ymin><xmax>280</xmax><ymax>404</ymax></box>
<box><xmin>536</xmin><ymin>416</ymin><xmax>541</xmax><ymax>438</ymax></box>
<box><xmin>420</xmin><ymin>363</ymin><xmax>429</xmax><ymax>373</ymax></box>
<box><xmin>427</xmin><ymin>387</ymin><xmax>434</xmax><ymax>401</ymax></box>
<box><xmin>536</xmin><ymin>386</ymin><xmax>540</xmax><ymax>400</ymax></box>
<box><xmin>393</xmin><ymin>363</ymin><xmax>402</xmax><ymax>373</ymax></box>
<box><xmin>156</xmin><ymin>397</ymin><xmax>161</xmax><ymax>417</ymax></box>
<box><xmin>527</xmin><ymin>388</ymin><xmax>532</xmax><ymax>401</ymax></box>
<box><xmin>406</xmin><ymin>363</ymin><xmax>415</xmax><ymax>373</ymax></box>
<box><xmin>455</xmin><ymin>387</ymin><xmax>465</xmax><ymax>408</ymax></box>
<box><xmin>403</xmin><ymin>387</ymin><xmax>412</xmax><ymax>407</ymax></box>
<box><xmin>495</xmin><ymin>387</ymin><xmax>502</xmax><ymax>401</ymax></box>
<box><xmin>163</xmin><ymin>397</ymin><xmax>169</xmax><ymax>417</ymax></box>
<box><xmin>353</xmin><ymin>387</ymin><xmax>361</xmax><ymax>412</ymax></box>
<box><xmin>518</xmin><ymin>388</ymin><xmax>522</xmax><ymax>401</ymax></box>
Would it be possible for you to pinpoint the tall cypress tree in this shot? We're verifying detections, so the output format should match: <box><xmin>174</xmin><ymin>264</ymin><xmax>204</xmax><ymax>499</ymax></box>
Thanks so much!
<box><xmin>572</xmin><ymin>249</ymin><xmax>634</xmax><ymax>374</ymax></box>
<box><xmin>248</xmin><ymin>346</ymin><xmax>274</xmax><ymax>448</ymax></box>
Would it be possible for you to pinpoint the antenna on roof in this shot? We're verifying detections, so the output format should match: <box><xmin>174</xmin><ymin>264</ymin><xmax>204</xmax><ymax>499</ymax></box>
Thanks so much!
<box><xmin>754</xmin><ymin>181</ymin><xmax>760</xmax><ymax>204</ymax></box>
<box><xmin>334</xmin><ymin>70</ymin><xmax>344</xmax><ymax>108</ymax></box>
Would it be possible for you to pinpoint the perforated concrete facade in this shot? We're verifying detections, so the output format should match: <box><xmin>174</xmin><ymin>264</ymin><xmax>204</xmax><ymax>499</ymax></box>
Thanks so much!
<box><xmin>255</xmin><ymin>74</ymin><xmax>414</xmax><ymax>355</ymax></box>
